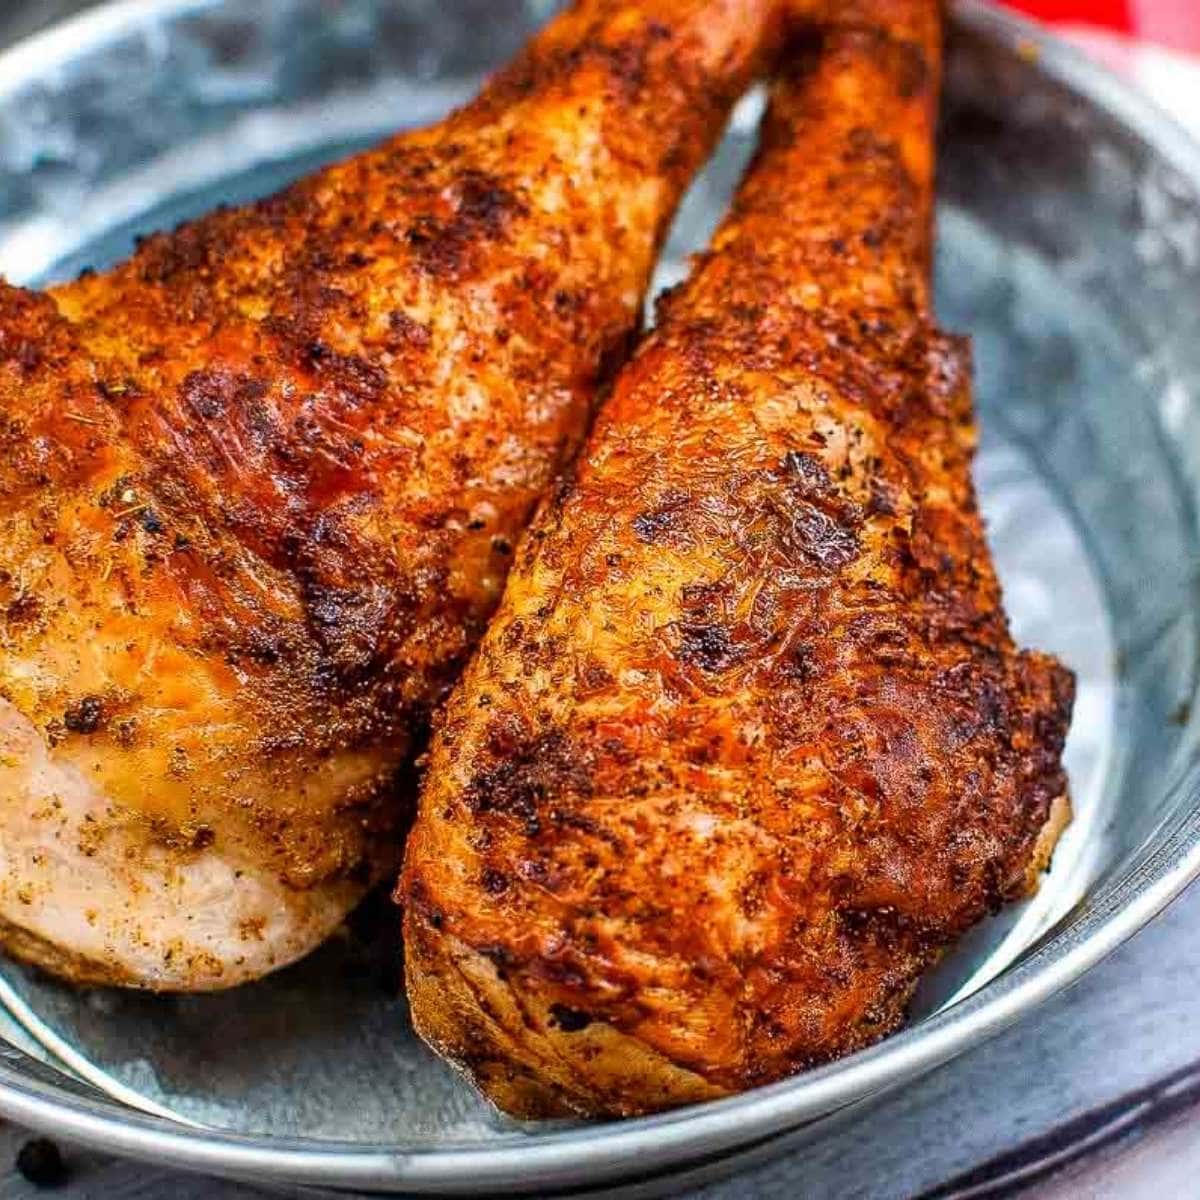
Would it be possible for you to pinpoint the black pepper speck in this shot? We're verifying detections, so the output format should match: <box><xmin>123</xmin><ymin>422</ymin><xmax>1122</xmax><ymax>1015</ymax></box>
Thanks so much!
<box><xmin>15</xmin><ymin>1138</ymin><xmax>68</xmax><ymax>1188</ymax></box>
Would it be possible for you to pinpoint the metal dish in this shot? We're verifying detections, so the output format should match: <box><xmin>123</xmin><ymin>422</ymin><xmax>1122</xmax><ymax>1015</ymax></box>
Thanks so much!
<box><xmin>0</xmin><ymin>0</ymin><xmax>1199</xmax><ymax>1193</ymax></box>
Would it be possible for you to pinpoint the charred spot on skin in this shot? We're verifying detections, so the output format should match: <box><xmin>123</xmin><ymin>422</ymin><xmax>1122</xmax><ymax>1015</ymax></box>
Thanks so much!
<box><xmin>838</xmin><ymin>905</ymin><xmax>908</xmax><ymax>947</ymax></box>
<box><xmin>767</xmin><ymin>453</ymin><xmax>863</xmax><ymax>571</ymax></box>
<box><xmin>632</xmin><ymin>491</ymin><xmax>692</xmax><ymax>545</ymax></box>
<box><xmin>481</xmin><ymin>867</ymin><xmax>509</xmax><ymax>895</ymax></box>
<box><xmin>942</xmin><ymin>669</ymin><xmax>1011</xmax><ymax>749</ymax></box>
<box><xmin>553</xmin><ymin>290</ymin><xmax>584</xmax><ymax>319</ymax></box>
<box><xmin>258</xmin><ymin>313</ymin><xmax>388</xmax><ymax>406</ymax></box>
<box><xmin>63</xmin><ymin>696</ymin><xmax>104</xmax><ymax>735</ymax></box>
<box><xmin>180</xmin><ymin>368</ymin><xmax>270</xmax><ymax>423</ymax></box>
<box><xmin>789</xmin><ymin>505</ymin><xmax>858</xmax><ymax>567</ymax></box>
<box><xmin>284</xmin><ymin>552</ymin><xmax>418</xmax><ymax>685</ymax></box>
<box><xmin>729</xmin><ymin>301</ymin><xmax>765</xmax><ymax>326</ymax></box>
<box><xmin>673</xmin><ymin>622</ymin><xmax>742</xmax><ymax>674</ymax></box>
<box><xmin>188</xmin><ymin>825</ymin><xmax>216</xmax><ymax>851</ymax></box>
<box><xmin>302</xmin><ymin>341</ymin><xmax>388</xmax><ymax>400</ymax></box>
<box><xmin>777</xmin><ymin>642</ymin><xmax>817</xmax><ymax>685</ymax></box>
<box><xmin>549</xmin><ymin>1004</ymin><xmax>593</xmax><ymax>1033</ymax></box>
<box><xmin>486</xmin><ymin>19</ymin><xmax>668</xmax><ymax>109</ymax></box>
<box><xmin>4</xmin><ymin>591</ymin><xmax>41</xmax><ymax>632</ymax></box>
<box><xmin>239</xmin><ymin>625</ymin><xmax>287</xmax><ymax>668</ymax></box>
<box><xmin>597</xmin><ymin>37</ymin><xmax>654</xmax><ymax>99</ymax></box>
<box><xmin>780</xmin><ymin>450</ymin><xmax>834</xmax><ymax>495</ymax></box>
<box><xmin>465</xmin><ymin>730</ymin><xmax>593</xmax><ymax>838</ymax></box>
<box><xmin>867</xmin><ymin>478</ymin><xmax>899</xmax><ymax>517</ymax></box>
<box><xmin>457</xmin><ymin>169</ymin><xmax>525</xmax><ymax>230</ymax></box>
<box><xmin>145</xmin><ymin>815</ymin><xmax>218</xmax><ymax>854</ymax></box>
<box><xmin>112</xmin><ymin>718</ymin><xmax>139</xmax><ymax>749</ymax></box>
<box><xmin>181</xmin><ymin>370</ymin><xmax>228</xmax><ymax>420</ymax></box>
<box><xmin>387</xmin><ymin>311</ymin><xmax>432</xmax><ymax>350</ymax></box>
<box><xmin>406</xmin><ymin>168</ymin><xmax>527</xmax><ymax>279</ymax></box>
<box><xmin>577</xmin><ymin>659</ymin><xmax>614</xmax><ymax>696</ymax></box>
<box><xmin>134</xmin><ymin>218</ymin><xmax>223</xmax><ymax>283</ymax></box>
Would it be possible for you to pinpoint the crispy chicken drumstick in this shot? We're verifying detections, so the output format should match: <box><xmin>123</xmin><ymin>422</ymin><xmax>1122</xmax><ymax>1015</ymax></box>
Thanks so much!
<box><xmin>0</xmin><ymin>0</ymin><xmax>779</xmax><ymax>990</ymax></box>
<box><xmin>402</xmin><ymin>0</ymin><xmax>1075</xmax><ymax>1118</ymax></box>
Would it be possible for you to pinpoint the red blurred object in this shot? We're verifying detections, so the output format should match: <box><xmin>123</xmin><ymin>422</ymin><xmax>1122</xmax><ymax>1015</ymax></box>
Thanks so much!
<box><xmin>1007</xmin><ymin>0</ymin><xmax>1133</xmax><ymax>30</ymax></box>
<box><xmin>1004</xmin><ymin>0</ymin><xmax>1200</xmax><ymax>53</ymax></box>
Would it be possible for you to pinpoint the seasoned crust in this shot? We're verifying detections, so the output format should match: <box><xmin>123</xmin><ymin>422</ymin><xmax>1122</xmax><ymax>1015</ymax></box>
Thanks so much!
<box><xmin>406</xmin><ymin>917</ymin><xmax>726</xmax><ymax>1118</ymax></box>
<box><xmin>0</xmin><ymin>0</ymin><xmax>779</xmax><ymax>988</ymax></box>
<box><xmin>401</xmin><ymin>1</ymin><xmax>1075</xmax><ymax>1118</ymax></box>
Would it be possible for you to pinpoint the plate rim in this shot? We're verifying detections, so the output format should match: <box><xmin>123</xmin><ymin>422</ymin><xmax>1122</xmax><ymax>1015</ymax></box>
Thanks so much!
<box><xmin>1</xmin><ymin>0</ymin><xmax>1199</xmax><ymax>1191</ymax></box>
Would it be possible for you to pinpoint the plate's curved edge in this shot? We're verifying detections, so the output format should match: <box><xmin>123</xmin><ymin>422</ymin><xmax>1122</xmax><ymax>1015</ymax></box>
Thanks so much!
<box><xmin>0</xmin><ymin>0</ymin><xmax>1197</xmax><ymax>1192</ymax></box>
<box><xmin>0</xmin><ymin>0</ymin><xmax>215</xmax><ymax>96</ymax></box>
<box><xmin>0</xmin><ymin>975</ymin><xmax>208</xmax><ymax>1129</ymax></box>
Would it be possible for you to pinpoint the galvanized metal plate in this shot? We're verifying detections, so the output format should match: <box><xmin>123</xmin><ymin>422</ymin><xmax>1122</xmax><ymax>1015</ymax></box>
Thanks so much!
<box><xmin>0</xmin><ymin>1</ymin><xmax>1197</xmax><ymax>1192</ymax></box>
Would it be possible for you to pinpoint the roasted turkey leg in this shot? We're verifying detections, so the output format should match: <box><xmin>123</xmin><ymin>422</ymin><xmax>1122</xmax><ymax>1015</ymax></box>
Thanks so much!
<box><xmin>0</xmin><ymin>0</ymin><xmax>779</xmax><ymax>990</ymax></box>
<box><xmin>401</xmin><ymin>0</ymin><xmax>1074</xmax><ymax>1119</ymax></box>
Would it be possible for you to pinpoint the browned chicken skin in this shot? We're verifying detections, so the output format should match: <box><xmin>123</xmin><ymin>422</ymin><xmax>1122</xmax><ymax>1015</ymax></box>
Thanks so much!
<box><xmin>401</xmin><ymin>0</ymin><xmax>1075</xmax><ymax>1118</ymax></box>
<box><xmin>0</xmin><ymin>0</ymin><xmax>780</xmax><ymax>990</ymax></box>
